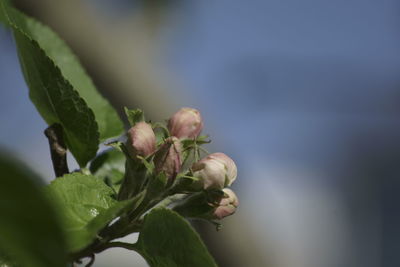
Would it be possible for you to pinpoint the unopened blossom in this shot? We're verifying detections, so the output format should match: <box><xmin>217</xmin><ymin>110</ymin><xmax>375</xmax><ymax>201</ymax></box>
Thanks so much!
<box><xmin>213</xmin><ymin>188</ymin><xmax>239</xmax><ymax>219</ymax></box>
<box><xmin>126</xmin><ymin>122</ymin><xmax>156</xmax><ymax>158</ymax></box>
<box><xmin>168</xmin><ymin>107</ymin><xmax>203</xmax><ymax>139</ymax></box>
<box><xmin>192</xmin><ymin>153</ymin><xmax>237</xmax><ymax>190</ymax></box>
<box><xmin>154</xmin><ymin>137</ymin><xmax>182</xmax><ymax>184</ymax></box>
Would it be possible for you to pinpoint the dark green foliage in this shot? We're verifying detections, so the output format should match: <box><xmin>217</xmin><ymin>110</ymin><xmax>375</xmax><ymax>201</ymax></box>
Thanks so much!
<box><xmin>0</xmin><ymin>155</ymin><xmax>67</xmax><ymax>267</ymax></box>
<box><xmin>0</xmin><ymin>1</ymin><xmax>123</xmax><ymax>142</ymax></box>
<box><xmin>137</xmin><ymin>209</ymin><xmax>217</xmax><ymax>267</ymax></box>
<box><xmin>0</xmin><ymin>2</ymin><xmax>226</xmax><ymax>266</ymax></box>
<box><xmin>45</xmin><ymin>173</ymin><xmax>131</xmax><ymax>252</ymax></box>
<box><xmin>90</xmin><ymin>148</ymin><xmax>126</xmax><ymax>191</ymax></box>
<box><xmin>0</xmin><ymin>1</ymin><xmax>125</xmax><ymax>166</ymax></box>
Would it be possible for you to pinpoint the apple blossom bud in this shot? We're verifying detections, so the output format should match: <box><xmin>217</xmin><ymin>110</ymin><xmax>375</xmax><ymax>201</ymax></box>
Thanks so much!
<box><xmin>126</xmin><ymin>122</ymin><xmax>156</xmax><ymax>158</ymax></box>
<box><xmin>154</xmin><ymin>137</ymin><xmax>182</xmax><ymax>184</ymax></box>
<box><xmin>192</xmin><ymin>153</ymin><xmax>237</xmax><ymax>190</ymax></box>
<box><xmin>172</xmin><ymin>188</ymin><xmax>239</xmax><ymax>220</ymax></box>
<box><xmin>168</xmin><ymin>107</ymin><xmax>204</xmax><ymax>139</ymax></box>
<box><xmin>213</xmin><ymin>188</ymin><xmax>239</xmax><ymax>219</ymax></box>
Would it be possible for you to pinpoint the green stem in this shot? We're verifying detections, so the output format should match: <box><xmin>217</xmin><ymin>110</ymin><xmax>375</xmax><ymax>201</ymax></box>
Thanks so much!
<box><xmin>71</xmin><ymin>180</ymin><xmax>174</xmax><ymax>261</ymax></box>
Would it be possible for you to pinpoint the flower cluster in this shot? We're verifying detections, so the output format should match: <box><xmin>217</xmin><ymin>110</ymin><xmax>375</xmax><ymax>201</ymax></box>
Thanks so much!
<box><xmin>119</xmin><ymin>107</ymin><xmax>239</xmax><ymax>221</ymax></box>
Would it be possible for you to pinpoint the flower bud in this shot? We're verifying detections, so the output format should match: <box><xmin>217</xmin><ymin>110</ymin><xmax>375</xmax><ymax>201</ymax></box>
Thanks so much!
<box><xmin>154</xmin><ymin>137</ymin><xmax>182</xmax><ymax>184</ymax></box>
<box><xmin>213</xmin><ymin>188</ymin><xmax>239</xmax><ymax>219</ymax></box>
<box><xmin>168</xmin><ymin>107</ymin><xmax>203</xmax><ymax>139</ymax></box>
<box><xmin>126</xmin><ymin>122</ymin><xmax>156</xmax><ymax>159</ymax></box>
<box><xmin>192</xmin><ymin>152</ymin><xmax>237</xmax><ymax>190</ymax></box>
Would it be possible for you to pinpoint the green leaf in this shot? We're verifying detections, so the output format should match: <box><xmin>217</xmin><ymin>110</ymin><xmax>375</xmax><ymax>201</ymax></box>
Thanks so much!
<box><xmin>0</xmin><ymin>2</ymin><xmax>99</xmax><ymax>167</ymax></box>
<box><xmin>0</xmin><ymin>7</ymin><xmax>4</xmax><ymax>23</ymax></box>
<box><xmin>0</xmin><ymin>1</ymin><xmax>123</xmax><ymax>141</ymax></box>
<box><xmin>146</xmin><ymin>172</ymin><xmax>167</xmax><ymax>201</ymax></box>
<box><xmin>153</xmin><ymin>122</ymin><xmax>170</xmax><ymax>146</ymax></box>
<box><xmin>0</xmin><ymin>249</ymin><xmax>18</xmax><ymax>267</ymax></box>
<box><xmin>45</xmin><ymin>173</ymin><xmax>134</xmax><ymax>252</ymax></box>
<box><xmin>0</xmin><ymin>154</ymin><xmax>67</xmax><ymax>267</ymax></box>
<box><xmin>90</xmin><ymin>149</ymin><xmax>125</xmax><ymax>175</ymax></box>
<box><xmin>172</xmin><ymin>192</ymin><xmax>215</xmax><ymax>218</ymax></box>
<box><xmin>118</xmin><ymin>160</ymin><xmax>148</xmax><ymax>201</ymax></box>
<box><xmin>0</xmin><ymin>261</ymin><xmax>12</xmax><ymax>267</ymax></box>
<box><xmin>181</xmin><ymin>136</ymin><xmax>211</xmax><ymax>147</ymax></box>
<box><xmin>0</xmin><ymin>259</ymin><xmax>14</xmax><ymax>267</ymax></box>
<box><xmin>136</xmin><ymin>208</ymin><xmax>217</xmax><ymax>267</ymax></box>
<box><xmin>125</xmin><ymin>107</ymin><xmax>144</xmax><ymax>127</ymax></box>
<box><xmin>90</xmin><ymin>148</ymin><xmax>125</xmax><ymax>191</ymax></box>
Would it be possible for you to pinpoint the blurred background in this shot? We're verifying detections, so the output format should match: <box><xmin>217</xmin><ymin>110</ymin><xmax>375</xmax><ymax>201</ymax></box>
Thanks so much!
<box><xmin>1</xmin><ymin>0</ymin><xmax>400</xmax><ymax>266</ymax></box>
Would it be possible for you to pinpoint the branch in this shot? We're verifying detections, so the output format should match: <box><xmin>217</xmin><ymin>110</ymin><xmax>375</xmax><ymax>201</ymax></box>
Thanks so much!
<box><xmin>44</xmin><ymin>123</ymin><xmax>69</xmax><ymax>177</ymax></box>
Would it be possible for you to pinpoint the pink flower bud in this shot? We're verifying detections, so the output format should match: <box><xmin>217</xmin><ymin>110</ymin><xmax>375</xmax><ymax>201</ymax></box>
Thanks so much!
<box><xmin>168</xmin><ymin>107</ymin><xmax>204</xmax><ymax>139</ymax></box>
<box><xmin>192</xmin><ymin>153</ymin><xmax>237</xmax><ymax>190</ymax></box>
<box><xmin>126</xmin><ymin>122</ymin><xmax>156</xmax><ymax>158</ymax></box>
<box><xmin>154</xmin><ymin>137</ymin><xmax>182</xmax><ymax>183</ymax></box>
<box><xmin>213</xmin><ymin>188</ymin><xmax>239</xmax><ymax>219</ymax></box>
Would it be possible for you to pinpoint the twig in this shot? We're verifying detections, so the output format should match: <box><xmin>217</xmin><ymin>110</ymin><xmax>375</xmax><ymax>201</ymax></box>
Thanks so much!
<box><xmin>44</xmin><ymin>123</ymin><xmax>69</xmax><ymax>177</ymax></box>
